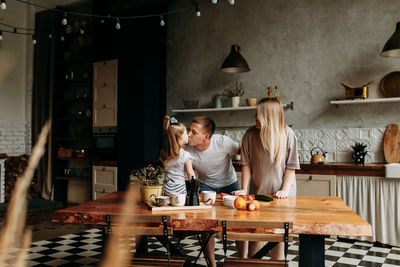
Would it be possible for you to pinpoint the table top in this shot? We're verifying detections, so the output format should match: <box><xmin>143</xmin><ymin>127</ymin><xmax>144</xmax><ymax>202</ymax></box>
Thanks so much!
<box><xmin>53</xmin><ymin>192</ymin><xmax>372</xmax><ymax>237</ymax></box>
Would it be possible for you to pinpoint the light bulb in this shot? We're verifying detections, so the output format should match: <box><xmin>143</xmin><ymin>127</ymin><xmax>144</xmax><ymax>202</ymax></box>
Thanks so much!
<box><xmin>48</xmin><ymin>33</ymin><xmax>52</xmax><ymax>39</ymax></box>
<box><xmin>32</xmin><ymin>35</ymin><xmax>37</xmax><ymax>45</ymax></box>
<box><xmin>60</xmin><ymin>36</ymin><xmax>65</xmax><ymax>41</ymax></box>
<box><xmin>100</xmin><ymin>19</ymin><xmax>105</xmax><ymax>24</ymax></box>
<box><xmin>61</xmin><ymin>13</ymin><xmax>67</xmax><ymax>25</ymax></box>
<box><xmin>115</xmin><ymin>18</ymin><xmax>121</xmax><ymax>30</ymax></box>
<box><xmin>196</xmin><ymin>10</ymin><xmax>201</xmax><ymax>17</ymax></box>
<box><xmin>0</xmin><ymin>31</ymin><xmax>3</xmax><ymax>41</ymax></box>
<box><xmin>0</xmin><ymin>0</ymin><xmax>6</xmax><ymax>10</ymax></box>
<box><xmin>228</xmin><ymin>0</ymin><xmax>235</xmax><ymax>5</ymax></box>
<box><xmin>212</xmin><ymin>0</ymin><xmax>217</xmax><ymax>4</ymax></box>
<box><xmin>80</xmin><ymin>27</ymin><xmax>84</xmax><ymax>35</ymax></box>
<box><xmin>160</xmin><ymin>16</ymin><xmax>165</xmax><ymax>27</ymax></box>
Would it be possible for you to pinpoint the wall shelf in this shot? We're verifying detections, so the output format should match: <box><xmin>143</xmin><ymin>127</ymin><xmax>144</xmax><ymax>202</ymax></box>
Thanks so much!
<box><xmin>172</xmin><ymin>101</ymin><xmax>294</xmax><ymax>113</ymax></box>
<box><xmin>330</xmin><ymin>97</ymin><xmax>400</xmax><ymax>105</ymax></box>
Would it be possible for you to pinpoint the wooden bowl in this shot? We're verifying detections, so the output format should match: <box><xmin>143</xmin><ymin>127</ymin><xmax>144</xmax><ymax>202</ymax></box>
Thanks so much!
<box><xmin>246</xmin><ymin>98</ymin><xmax>257</xmax><ymax>106</ymax></box>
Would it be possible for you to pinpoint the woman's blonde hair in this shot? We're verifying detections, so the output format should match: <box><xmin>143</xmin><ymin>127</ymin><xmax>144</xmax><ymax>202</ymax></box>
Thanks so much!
<box><xmin>256</xmin><ymin>98</ymin><xmax>287</xmax><ymax>167</ymax></box>
<box><xmin>160</xmin><ymin>115</ymin><xmax>186</xmax><ymax>166</ymax></box>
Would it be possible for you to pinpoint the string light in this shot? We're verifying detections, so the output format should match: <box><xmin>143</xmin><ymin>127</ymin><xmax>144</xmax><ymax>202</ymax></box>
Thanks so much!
<box><xmin>48</xmin><ymin>33</ymin><xmax>52</xmax><ymax>39</ymax></box>
<box><xmin>115</xmin><ymin>18</ymin><xmax>121</xmax><ymax>30</ymax></box>
<box><xmin>160</xmin><ymin>16</ymin><xmax>165</xmax><ymax>27</ymax></box>
<box><xmin>196</xmin><ymin>7</ymin><xmax>201</xmax><ymax>17</ymax></box>
<box><xmin>228</xmin><ymin>0</ymin><xmax>235</xmax><ymax>5</ymax></box>
<box><xmin>212</xmin><ymin>0</ymin><xmax>218</xmax><ymax>4</ymax></box>
<box><xmin>61</xmin><ymin>12</ymin><xmax>67</xmax><ymax>25</ymax></box>
<box><xmin>60</xmin><ymin>35</ymin><xmax>65</xmax><ymax>41</ymax></box>
<box><xmin>0</xmin><ymin>0</ymin><xmax>6</xmax><ymax>10</ymax></box>
<box><xmin>0</xmin><ymin>30</ymin><xmax>2</xmax><ymax>41</ymax></box>
<box><xmin>32</xmin><ymin>35</ymin><xmax>37</xmax><ymax>45</ymax></box>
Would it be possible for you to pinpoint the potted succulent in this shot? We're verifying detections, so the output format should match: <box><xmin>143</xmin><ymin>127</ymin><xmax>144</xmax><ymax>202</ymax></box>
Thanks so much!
<box><xmin>223</xmin><ymin>81</ymin><xmax>244</xmax><ymax>107</ymax></box>
<box><xmin>130</xmin><ymin>164</ymin><xmax>169</xmax><ymax>203</ymax></box>
<box><xmin>351</xmin><ymin>142</ymin><xmax>368</xmax><ymax>165</ymax></box>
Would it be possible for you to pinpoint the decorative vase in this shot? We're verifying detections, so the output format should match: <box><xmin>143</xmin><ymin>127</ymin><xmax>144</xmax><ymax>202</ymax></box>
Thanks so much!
<box><xmin>231</xmin><ymin>96</ymin><xmax>240</xmax><ymax>107</ymax></box>
<box><xmin>140</xmin><ymin>183</ymin><xmax>163</xmax><ymax>203</ymax></box>
<box><xmin>213</xmin><ymin>95</ymin><xmax>222</xmax><ymax>108</ymax></box>
<box><xmin>352</xmin><ymin>151</ymin><xmax>367</xmax><ymax>165</ymax></box>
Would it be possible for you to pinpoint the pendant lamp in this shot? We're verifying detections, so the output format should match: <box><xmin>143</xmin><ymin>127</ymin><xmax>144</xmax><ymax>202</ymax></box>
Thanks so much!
<box><xmin>221</xmin><ymin>45</ymin><xmax>250</xmax><ymax>73</ymax></box>
<box><xmin>381</xmin><ymin>22</ymin><xmax>400</xmax><ymax>57</ymax></box>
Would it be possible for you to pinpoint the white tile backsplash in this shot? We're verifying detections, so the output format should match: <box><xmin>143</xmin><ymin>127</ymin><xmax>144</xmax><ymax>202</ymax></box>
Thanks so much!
<box><xmin>221</xmin><ymin>126</ymin><xmax>387</xmax><ymax>163</ymax></box>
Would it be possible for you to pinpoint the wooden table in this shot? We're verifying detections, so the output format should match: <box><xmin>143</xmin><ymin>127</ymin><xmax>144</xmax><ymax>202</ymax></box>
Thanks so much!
<box><xmin>53</xmin><ymin>192</ymin><xmax>372</xmax><ymax>267</ymax></box>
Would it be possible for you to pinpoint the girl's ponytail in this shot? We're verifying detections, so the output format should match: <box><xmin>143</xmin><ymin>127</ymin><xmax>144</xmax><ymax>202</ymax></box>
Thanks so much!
<box><xmin>160</xmin><ymin>115</ymin><xmax>185</xmax><ymax>167</ymax></box>
<box><xmin>163</xmin><ymin>115</ymin><xmax>171</xmax><ymax>132</ymax></box>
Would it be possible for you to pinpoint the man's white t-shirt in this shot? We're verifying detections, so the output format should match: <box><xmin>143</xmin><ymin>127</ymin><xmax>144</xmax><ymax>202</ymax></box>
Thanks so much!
<box><xmin>185</xmin><ymin>134</ymin><xmax>239</xmax><ymax>188</ymax></box>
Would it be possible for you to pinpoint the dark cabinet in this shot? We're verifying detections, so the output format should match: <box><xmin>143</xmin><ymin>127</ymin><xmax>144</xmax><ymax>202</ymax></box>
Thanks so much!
<box><xmin>34</xmin><ymin>0</ymin><xmax>168</xmax><ymax>201</ymax></box>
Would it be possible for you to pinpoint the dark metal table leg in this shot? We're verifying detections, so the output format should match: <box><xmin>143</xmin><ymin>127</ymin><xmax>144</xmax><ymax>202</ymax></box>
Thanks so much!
<box><xmin>299</xmin><ymin>234</ymin><xmax>325</xmax><ymax>267</ymax></box>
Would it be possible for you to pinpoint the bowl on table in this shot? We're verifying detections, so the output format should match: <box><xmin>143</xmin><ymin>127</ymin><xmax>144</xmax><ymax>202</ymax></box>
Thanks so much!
<box><xmin>222</xmin><ymin>195</ymin><xmax>238</xmax><ymax>208</ymax></box>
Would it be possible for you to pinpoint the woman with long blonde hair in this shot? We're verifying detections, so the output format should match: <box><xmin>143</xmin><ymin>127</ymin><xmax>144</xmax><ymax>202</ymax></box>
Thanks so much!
<box><xmin>233</xmin><ymin>97</ymin><xmax>300</xmax><ymax>259</ymax></box>
<box><xmin>160</xmin><ymin>116</ymin><xmax>195</xmax><ymax>194</ymax></box>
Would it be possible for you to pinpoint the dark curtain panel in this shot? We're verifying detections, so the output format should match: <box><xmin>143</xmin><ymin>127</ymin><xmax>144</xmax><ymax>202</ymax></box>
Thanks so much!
<box><xmin>32</xmin><ymin>11</ymin><xmax>56</xmax><ymax>200</ymax></box>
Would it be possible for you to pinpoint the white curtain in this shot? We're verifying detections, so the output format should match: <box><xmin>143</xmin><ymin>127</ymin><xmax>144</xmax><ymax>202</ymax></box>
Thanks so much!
<box><xmin>336</xmin><ymin>176</ymin><xmax>400</xmax><ymax>247</ymax></box>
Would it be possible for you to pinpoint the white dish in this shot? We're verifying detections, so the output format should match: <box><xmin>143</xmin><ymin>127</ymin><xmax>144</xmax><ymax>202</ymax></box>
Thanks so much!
<box><xmin>222</xmin><ymin>195</ymin><xmax>238</xmax><ymax>208</ymax></box>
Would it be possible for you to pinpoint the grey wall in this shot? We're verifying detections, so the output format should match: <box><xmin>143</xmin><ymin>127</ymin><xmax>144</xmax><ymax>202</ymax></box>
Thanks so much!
<box><xmin>167</xmin><ymin>0</ymin><xmax>400</xmax><ymax>129</ymax></box>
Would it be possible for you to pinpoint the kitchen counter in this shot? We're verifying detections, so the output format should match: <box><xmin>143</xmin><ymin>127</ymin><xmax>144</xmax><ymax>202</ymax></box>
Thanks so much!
<box><xmin>233</xmin><ymin>161</ymin><xmax>385</xmax><ymax>177</ymax></box>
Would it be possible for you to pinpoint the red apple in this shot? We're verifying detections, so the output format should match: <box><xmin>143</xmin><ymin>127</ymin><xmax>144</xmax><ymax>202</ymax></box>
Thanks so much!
<box><xmin>247</xmin><ymin>202</ymin><xmax>256</xmax><ymax>211</ymax></box>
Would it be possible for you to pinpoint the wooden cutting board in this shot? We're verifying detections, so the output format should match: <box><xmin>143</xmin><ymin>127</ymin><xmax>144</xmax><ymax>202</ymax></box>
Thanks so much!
<box><xmin>380</xmin><ymin>72</ymin><xmax>400</xmax><ymax>97</ymax></box>
<box><xmin>384</xmin><ymin>124</ymin><xmax>400</xmax><ymax>163</ymax></box>
<box><xmin>145</xmin><ymin>201</ymin><xmax>212</xmax><ymax>211</ymax></box>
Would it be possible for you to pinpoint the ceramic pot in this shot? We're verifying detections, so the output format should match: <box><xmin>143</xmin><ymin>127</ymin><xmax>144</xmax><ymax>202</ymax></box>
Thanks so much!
<box><xmin>140</xmin><ymin>184</ymin><xmax>163</xmax><ymax>203</ymax></box>
<box><xmin>231</xmin><ymin>96</ymin><xmax>240</xmax><ymax>107</ymax></box>
<box><xmin>213</xmin><ymin>95</ymin><xmax>222</xmax><ymax>108</ymax></box>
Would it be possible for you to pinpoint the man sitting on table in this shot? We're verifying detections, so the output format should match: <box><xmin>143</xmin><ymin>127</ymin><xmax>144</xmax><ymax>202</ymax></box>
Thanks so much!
<box><xmin>186</xmin><ymin>116</ymin><xmax>240</xmax><ymax>267</ymax></box>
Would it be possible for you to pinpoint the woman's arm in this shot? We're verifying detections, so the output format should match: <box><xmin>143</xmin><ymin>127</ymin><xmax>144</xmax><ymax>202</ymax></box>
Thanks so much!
<box><xmin>184</xmin><ymin>158</ymin><xmax>196</xmax><ymax>179</ymax></box>
<box><xmin>233</xmin><ymin>165</ymin><xmax>251</xmax><ymax>195</ymax></box>
<box><xmin>273</xmin><ymin>169</ymin><xmax>296</xmax><ymax>198</ymax></box>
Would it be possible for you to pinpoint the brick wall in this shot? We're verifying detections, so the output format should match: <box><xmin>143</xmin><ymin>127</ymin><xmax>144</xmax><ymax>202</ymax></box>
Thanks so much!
<box><xmin>0</xmin><ymin>120</ymin><xmax>29</xmax><ymax>156</ymax></box>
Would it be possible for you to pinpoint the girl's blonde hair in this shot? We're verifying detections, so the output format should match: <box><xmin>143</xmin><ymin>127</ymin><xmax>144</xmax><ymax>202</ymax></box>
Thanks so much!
<box><xmin>256</xmin><ymin>98</ymin><xmax>287</xmax><ymax>167</ymax></box>
<box><xmin>160</xmin><ymin>115</ymin><xmax>186</xmax><ymax>166</ymax></box>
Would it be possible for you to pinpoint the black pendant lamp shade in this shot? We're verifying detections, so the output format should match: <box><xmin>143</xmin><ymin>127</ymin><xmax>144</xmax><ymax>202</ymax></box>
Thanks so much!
<box><xmin>221</xmin><ymin>45</ymin><xmax>250</xmax><ymax>73</ymax></box>
<box><xmin>381</xmin><ymin>22</ymin><xmax>400</xmax><ymax>57</ymax></box>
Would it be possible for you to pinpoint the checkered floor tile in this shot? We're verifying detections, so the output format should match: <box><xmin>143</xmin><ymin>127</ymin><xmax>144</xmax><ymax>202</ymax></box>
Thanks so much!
<box><xmin>17</xmin><ymin>228</ymin><xmax>400</xmax><ymax>266</ymax></box>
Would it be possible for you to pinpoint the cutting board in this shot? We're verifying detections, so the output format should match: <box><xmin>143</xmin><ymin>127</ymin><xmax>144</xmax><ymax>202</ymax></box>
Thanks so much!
<box><xmin>380</xmin><ymin>72</ymin><xmax>400</xmax><ymax>97</ymax></box>
<box><xmin>145</xmin><ymin>201</ymin><xmax>212</xmax><ymax>211</ymax></box>
<box><xmin>384</xmin><ymin>124</ymin><xmax>400</xmax><ymax>163</ymax></box>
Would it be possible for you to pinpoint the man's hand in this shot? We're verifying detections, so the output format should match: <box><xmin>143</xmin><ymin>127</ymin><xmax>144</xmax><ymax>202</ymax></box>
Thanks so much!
<box><xmin>232</xmin><ymin>189</ymin><xmax>247</xmax><ymax>196</ymax></box>
<box><xmin>273</xmin><ymin>190</ymin><xmax>289</xmax><ymax>199</ymax></box>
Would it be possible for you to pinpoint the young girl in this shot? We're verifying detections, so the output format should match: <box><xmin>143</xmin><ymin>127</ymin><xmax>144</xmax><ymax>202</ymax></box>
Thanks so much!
<box><xmin>233</xmin><ymin>97</ymin><xmax>300</xmax><ymax>259</ymax></box>
<box><xmin>160</xmin><ymin>115</ymin><xmax>195</xmax><ymax>195</ymax></box>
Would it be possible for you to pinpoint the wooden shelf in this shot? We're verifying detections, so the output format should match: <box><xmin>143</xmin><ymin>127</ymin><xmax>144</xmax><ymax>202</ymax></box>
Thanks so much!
<box><xmin>56</xmin><ymin>176</ymin><xmax>90</xmax><ymax>181</ymax></box>
<box><xmin>56</xmin><ymin>136</ymin><xmax>91</xmax><ymax>141</ymax></box>
<box><xmin>172</xmin><ymin>102</ymin><xmax>294</xmax><ymax>113</ymax></box>
<box><xmin>330</xmin><ymin>97</ymin><xmax>400</xmax><ymax>105</ymax></box>
<box><xmin>57</xmin><ymin>157</ymin><xmax>91</xmax><ymax>161</ymax></box>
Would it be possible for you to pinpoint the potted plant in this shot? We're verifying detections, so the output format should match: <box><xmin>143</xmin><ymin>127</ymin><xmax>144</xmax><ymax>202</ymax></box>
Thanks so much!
<box><xmin>223</xmin><ymin>81</ymin><xmax>244</xmax><ymax>107</ymax></box>
<box><xmin>130</xmin><ymin>164</ymin><xmax>169</xmax><ymax>203</ymax></box>
<box><xmin>351</xmin><ymin>142</ymin><xmax>368</xmax><ymax>165</ymax></box>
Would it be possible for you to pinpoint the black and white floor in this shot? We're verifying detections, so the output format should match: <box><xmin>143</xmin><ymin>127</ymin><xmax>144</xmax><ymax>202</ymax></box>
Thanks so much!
<box><xmin>20</xmin><ymin>228</ymin><xmax>400</xmax><ymax>267</ymax></box>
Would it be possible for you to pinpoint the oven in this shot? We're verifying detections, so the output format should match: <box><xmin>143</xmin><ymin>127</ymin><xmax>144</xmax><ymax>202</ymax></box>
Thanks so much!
<box><xmin>92</xmin><ymin>127</ymin><xmax>117</xmax><ymax>161</ymax></box>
